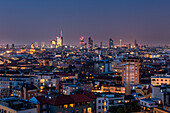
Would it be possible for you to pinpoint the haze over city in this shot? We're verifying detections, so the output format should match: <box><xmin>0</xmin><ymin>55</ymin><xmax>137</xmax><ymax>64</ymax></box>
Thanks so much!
<box><xmin>0</xmin><ymin>0</ymin><xmax>170</xmax><ymax>46</ymax></box>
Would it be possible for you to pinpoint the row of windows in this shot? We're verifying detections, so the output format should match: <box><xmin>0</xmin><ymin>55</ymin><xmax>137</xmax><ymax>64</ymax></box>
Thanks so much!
<box><xmin>98</xmin><ymin>100</ymin><xmax>106</xmax><ymax>103</ymax></box>
<box><xmin>98</xmin><ymin>106</ymin><xmax>106</xmax><ymax>109</ymax></box>
<box><xmin>152</xmin><ymin>79</ymin><xmax>169</xmax><ymax>81</ymax></box>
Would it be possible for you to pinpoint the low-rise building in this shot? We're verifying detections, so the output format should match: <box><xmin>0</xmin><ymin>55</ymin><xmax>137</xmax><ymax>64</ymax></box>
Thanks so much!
<box><xmin>29</xmin><ymin>94</ymin><xmax>95</xmax><ymax>113</ymax></box>
<box><xmin>13</xmin><ymin>83</ymin><xmax>38</xmax><ymax>100</ymax></box>
<box><xmin>140</xmin><ymin>98</ymin><xmax>162</xmax><ymax>111</ymax></box>
<box><xmin>151</xmin><ymin>74</ymin><xmax>170</xmax><ymax>86</ymax></box>
<box><xmin>0</xmin><ymin>97</ymin><xmax>37</xmax><ymax>113</ymax></box>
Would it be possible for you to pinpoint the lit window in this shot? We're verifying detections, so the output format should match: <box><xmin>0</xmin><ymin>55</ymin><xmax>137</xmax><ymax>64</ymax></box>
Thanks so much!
<box><xmin>87</xmin><ymin>107</ymin><xmax>91</xmax><ymax>113</ymax></box>
<box><xmin>104</xmin><ymin>102</ymin><xmax>106</xmax><ymax>106</ymax></box>
<box><xmin>40</xmin><ymin>79</ymin><xmax>45</xmax><ymax>83</ymax></box>
<box><xmin>70</xmin><ymin>104</ymin><xmax>74</xmax><ymax>107</ymax></box>
<box><xmin>159</xmin><ymin>101</ymin><xmax>161</xmax><ymax>104</ymax></box>
<box><xmin>104</xmin><ymin>107</ymin><xmax>106</xmax><ymax>112</ymax></box>
<box><xmin>64</xmin><ymin>104</ymin><xmax>68</xmax><ymax>108</ymax></box>
<box><xmin>118</xmin><ymin>100</ymin><xmax>121</xmax><ymax>103</ymax></box>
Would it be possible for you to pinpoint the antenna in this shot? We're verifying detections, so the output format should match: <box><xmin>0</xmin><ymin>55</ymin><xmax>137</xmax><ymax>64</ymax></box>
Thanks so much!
<box><xmin>60</xmin><ymin>30</ymin><xmax>63</xmax><ymax>37</ymax></box>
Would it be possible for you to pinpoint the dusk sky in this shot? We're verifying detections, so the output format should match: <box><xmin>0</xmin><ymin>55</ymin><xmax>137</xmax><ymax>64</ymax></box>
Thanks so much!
<box><xmin>0</xmin><ymin>0</ymin><xmax>170</xmax><ymax>46</ymax></box>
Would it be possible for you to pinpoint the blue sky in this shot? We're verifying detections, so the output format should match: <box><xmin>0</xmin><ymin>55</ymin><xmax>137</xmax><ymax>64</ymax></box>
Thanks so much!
<box><xmin>0</xmin><ymin>0</ymin><xmax>170</xmax><ymax>46</ymax></box>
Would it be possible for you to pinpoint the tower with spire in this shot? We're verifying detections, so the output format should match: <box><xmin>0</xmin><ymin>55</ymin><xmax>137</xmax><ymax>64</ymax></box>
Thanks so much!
<box><xmin>60</xmin><ymin>30</ymin><xmax>63</xmax><ymax>46</ymax></box>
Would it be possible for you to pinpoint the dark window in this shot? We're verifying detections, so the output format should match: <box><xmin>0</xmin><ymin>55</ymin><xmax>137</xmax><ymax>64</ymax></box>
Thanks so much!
<box><xmin>98</xmin><ymin>106</ymin><xmax>101</xmax><ymax>109</ymax></box>
<box><xmin>102</xmin><ymin>106</ymin><xmax>104</xmax><ymax>109</ymax></box>
<box><xmin>98</xmin><ymin>100</ymin><xmax>101</xmax><ymax>103</ymax></box>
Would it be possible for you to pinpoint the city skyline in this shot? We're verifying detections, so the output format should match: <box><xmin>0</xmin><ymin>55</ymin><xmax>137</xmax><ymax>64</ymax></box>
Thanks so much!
<box><xmin>0</xmin><ymin>0</ymin><xmax>170</xmax><ymax>46</ymax></box>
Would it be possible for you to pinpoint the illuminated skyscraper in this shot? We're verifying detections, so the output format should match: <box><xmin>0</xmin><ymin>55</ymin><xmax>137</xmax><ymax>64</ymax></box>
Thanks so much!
<box><xmin>35</xmin><ymin>42</ymin><xmax>38</xmax><ymax>48</ymax></box>
<box><xmin>109</xmin><ymin>38</ymin><xmax>114</xmax><ymax>49</ymax></box>
<box><xmin>60</xmin><ymin>30</ymin><xmax>63</xmax><ymax>46</ymax></box>
<box><xmin>41</xmin><ymin>42</ymin><xmax>45</xmax><ymax>48</ymax></box>
<box><xmin>120</xmin><ymin>39</ymin><xmax>122</xmax><ymax>48</ymax></box>
<box><xmin>80</xmin><ymin>36</ymin><xmax>85</xmax><ymax>48</ymax></box>
<box><xmin>50</xmin><ymin>40</ymin><xmax>56</xmax><ymax>48</ymax></box>
<box><xmin>56</xmin><ymin>36</ymin><xmax>62</xmax><ymax>47</ymax></box>
<box><xmin>30</xmin><ymin>43</ymin><xmax>35</xmax><ymax>54</ymax></box>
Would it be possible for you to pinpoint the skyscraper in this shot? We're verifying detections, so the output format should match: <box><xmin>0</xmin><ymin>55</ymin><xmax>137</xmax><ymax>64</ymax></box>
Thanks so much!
<box><xmin>12</xmin><ymin>44</ymin><xmax>15</xmax><ymax>49</ymax></box>
<box><xmin>100</xmin><ymin>42</ymin><xmax>102</xmax><ymax>48</ymax></box>
<box><xmin>80</xmin><ymin>36</ymin><xmax>85</xmax><ymax>48</ymax></box>
<box><xmin>56</xmin><ymin>36</ymin><xmax>62</xmax><ymax>47</ymax></box>
<box><xmin>88</xmin><ymin>37</ymin><xmax>93</xmax><ymax>51</ymax></box>
<box><xmin>109</xmin><ymin>38</ymin><xmax>114</xmax><ymax>49</ymax></box>
<box><xmin>135</xmin><ymin>40</ymin><xmax>138</xmax><ymax>48</ymax></box>
<box><xmin>30</xmin><ymin>43</ymin><xmax>35</xmax><ymax>54</ymax></box>
<box><xmin>120</xmin><ymin>39</ymin><xmax>122</xmax><ymax>48</ymax></box>
<box><xmin>35</xmin><ymin>42</ymin><xmax>38</xmax><ymax>48</ymax></box>
<box><xmin>50</xmin><ymin>40</ymin><xmax>56</xmax><ymax>48</ymax></box>
<box><xmin>60</xmin><ymin>30</ymin><xmax>63</xmax><ymax>46</ymax></box>
<box><xmin>41</xmin><ymin>42</ymin><xmax>45</xmax><ymax>48</ymax></box>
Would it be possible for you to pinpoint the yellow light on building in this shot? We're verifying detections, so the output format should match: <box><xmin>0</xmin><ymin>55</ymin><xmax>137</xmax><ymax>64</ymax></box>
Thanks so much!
<box><xmin>70</xmin><ymin>104</ymin><xmax>74</xmax><ymax>107</ymax></box>
<box><xmin>40</xmin><ymin>79</ymin><xmax>45</xmax><ymax>83</ymax></box>
<box><xmin>40</xmin><ymin>86</ymin><xmax>44</xmax><ymax>90</ymax></box>
<box><xmin>88</xmin><ymin>107</ymin><xmax>91</xmax><ymax>112</ymax></box>
<box><xmin>64</xmin><ymin>105</ymin><xmax>68</xmax><ymax>108</ymax></box>
<box><xmin>159</xmin><ymin>100</ymin><xmax>161</xmax><ymax>104</ymax></box>
<box><xmin>49</xmin><ymin>84</ymin><xmax>51</xmax><ymax>87</ymax></box>
<box><xmin>104</xmin><ymin>108</ymin><xmax>106</xmax><ymax>112</ymax></box>
<box><xmin>104</xmin><ymin>102</ymin><xmax>106</xmax><ymax>106</ymax></box>
<box><xmin>133</xmin><ymin>86</ymin><xmax>135</xmax><ymax>90</ymax></box>
<box><xmin>118</xmin><ymin>100</ymin><xmax>121</xmax><ymax>103</ymax></box>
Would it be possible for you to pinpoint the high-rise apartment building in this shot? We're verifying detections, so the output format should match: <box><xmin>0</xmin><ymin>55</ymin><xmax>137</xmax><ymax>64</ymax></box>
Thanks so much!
<box><xmin>122</xmin><ymin>57</ymin><xmax>140</xmax><ymax>85</ymax></box>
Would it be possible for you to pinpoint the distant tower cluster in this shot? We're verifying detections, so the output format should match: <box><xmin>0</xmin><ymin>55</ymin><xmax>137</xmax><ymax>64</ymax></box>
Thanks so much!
<box><xmin>88</xmin><ymin>37</ymin><xmax>93</xmax><ymax>51</ymax></box>
<box><xmin>50</xmin><ymin>30</ymin><xmax>64</xmax><ymax>48</ymax></box>
<box><xmin>109</xmin><ymin>38</ymin><xmax>114</xmax><ymax>49</ymax></box>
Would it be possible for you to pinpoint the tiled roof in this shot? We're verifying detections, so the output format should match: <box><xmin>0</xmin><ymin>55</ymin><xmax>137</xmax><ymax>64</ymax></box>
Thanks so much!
<box><xmin>51</xmin><ymin>94</ymin><xmax>93</xmax><ymax>106</ymax></box>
